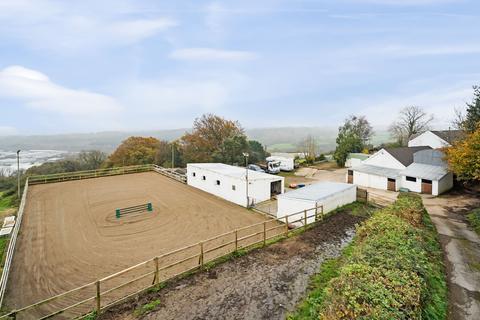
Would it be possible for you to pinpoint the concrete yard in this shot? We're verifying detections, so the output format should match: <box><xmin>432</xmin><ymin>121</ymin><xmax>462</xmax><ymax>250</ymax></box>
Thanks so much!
<box><xmin>5</xmin><ymin>172</ymin><xmax>266</xmax><ymax>315</ymax></box>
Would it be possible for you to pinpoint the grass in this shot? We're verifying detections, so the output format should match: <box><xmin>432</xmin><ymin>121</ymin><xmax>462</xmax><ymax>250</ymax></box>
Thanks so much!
<box><xmin>133</xmin><ymin>299</ymin><xmax>161</xmax><ymax>317</ymax></box>
<box><xmin>467</xmin><ymin>209</ymin><xmax>480</xmax><ymax>235</ymax></box>
<box><xmin>0</xmin><ymin>194</ymin><xmax>14</xmax><ymax>212</ymax></box>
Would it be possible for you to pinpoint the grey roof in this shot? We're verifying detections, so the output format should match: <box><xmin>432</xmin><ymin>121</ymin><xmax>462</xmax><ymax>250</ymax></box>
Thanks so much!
<box><xmin>400</xmin><ymin>163</ymin><xmax>448</xmax><ymax>181</ymax></box>
<box><xmin>431</xmin><ymin>130</ymin><xmax>465</xmax><ymax>144</ymax></box>
<box><xmin>384</xmin><ymin>146</ymin><xmax>431</xmax><ymax>167</ymax></box>
<box><xmin>278</xmin><ymin>182</ymin><xmax>355</xmax><ymax>202</ymax></box>
<box><xmin>352</xmin><ymin>164</ymin><xmax>402</xmax><ymax>178</ymax></box>
<box><xmin>413</xmin><ymin>149</ymin><xmax>447</xmax><ymax>166</ymax></box>
<box><xmin>187</xmin><ymin>163</ymin><xmax>283</xmax><ymax>181</ymax></box>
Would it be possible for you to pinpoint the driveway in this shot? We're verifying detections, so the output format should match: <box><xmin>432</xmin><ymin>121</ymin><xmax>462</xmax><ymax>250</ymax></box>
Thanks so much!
<box><xmin>422</xmin><ymin>194</ymin><xmax>480</xmax><ymax>320</ymax></box>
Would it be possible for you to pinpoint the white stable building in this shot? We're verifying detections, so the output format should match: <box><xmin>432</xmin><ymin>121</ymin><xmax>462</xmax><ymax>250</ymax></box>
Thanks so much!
<box><xmin>276</xmin><ymin>182</ymin><xmax>356</xmax><ymax>226</ymax></box>
<box><xmin>408</xmin><ymin>130</ymin><xmax>464</xmax><ymax>149</ymax></box>
<box><xmin>187</xmin><ymin>163</ymin><xmax>284</xmax><ymax>207</ymax></box>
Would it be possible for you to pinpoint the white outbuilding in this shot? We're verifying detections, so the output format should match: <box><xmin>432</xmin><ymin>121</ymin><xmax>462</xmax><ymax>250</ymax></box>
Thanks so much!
<box><xmin>187</xmin><ymin>163</ymin><xmax>284</xmax><ymax>207</ymax></box>
<box><xmin>276</xmin><ymin>182</ymin><xmax>357</xmax><ymax>226</ymax></box>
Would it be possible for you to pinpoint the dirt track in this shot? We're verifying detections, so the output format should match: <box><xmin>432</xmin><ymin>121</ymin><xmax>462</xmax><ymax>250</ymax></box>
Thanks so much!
<box><xmin>99</xmin><ymin>211</ymin><xmax>365</xmax><ymax>320</ymax></box>
<box><xmin>5</xmin><ymin>172</ymin><xmax>266</xmax><ymax>313</ymax></box>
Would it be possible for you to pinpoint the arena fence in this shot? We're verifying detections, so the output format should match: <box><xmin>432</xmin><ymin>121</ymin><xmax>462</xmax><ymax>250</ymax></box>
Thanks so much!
<box><xmin>0</xmin><ymin>204</ymin><xmax>328</xmax><ymax>320</ymax></box>
<box><xmin>0</xmin><ymin>179</ymin><xmax>28</xmax><ymax>309</ymax></box>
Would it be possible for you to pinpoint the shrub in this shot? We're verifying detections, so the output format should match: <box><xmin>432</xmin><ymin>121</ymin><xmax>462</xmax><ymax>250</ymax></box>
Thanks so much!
<box><xmin>467</xmin><ymin>209</ymin><xmax>480</xmax><ymax>235</ymax></box>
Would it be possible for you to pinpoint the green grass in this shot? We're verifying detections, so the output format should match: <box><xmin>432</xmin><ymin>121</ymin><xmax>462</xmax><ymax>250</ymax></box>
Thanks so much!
<box><xmin>467</xmin><ymin>209</ymin><xmax>480</xmax><ymax>235</ymax></box>
<box><xmin>0</xmin><ymin>194</ymin><xmax>14</xmax><ymax>212</ymax></box>
<box><xmin>133</xmin><ymin>299</ymin><xmax>161</xmax><ymax>317</ymax></box>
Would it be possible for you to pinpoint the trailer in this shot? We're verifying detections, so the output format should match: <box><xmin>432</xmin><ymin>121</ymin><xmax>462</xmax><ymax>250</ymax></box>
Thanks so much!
<box><xmin>266</xmin><ymin>156</ymin><xmax>294</xmax><ymax>172</ymax></box>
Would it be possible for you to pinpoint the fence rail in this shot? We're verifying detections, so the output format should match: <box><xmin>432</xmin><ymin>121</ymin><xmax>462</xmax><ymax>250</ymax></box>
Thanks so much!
<box><xmin>1</xmin><ymin>204</ymin><xmax>326</xmax><ymax>319</ymax></box>
<box><xmin>0</xmin><ymin>178</ymin><xmax>29</xmax><ymax>308</ymax></box>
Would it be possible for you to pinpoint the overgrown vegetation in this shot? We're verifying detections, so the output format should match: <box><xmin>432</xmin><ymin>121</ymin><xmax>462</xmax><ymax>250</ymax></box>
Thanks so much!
<box><xmin>290</xmin><ymin>193</ymin><xmax>446</xmax><ymax>320</ymax></box>
<box><xmin>467</xmin><ymin>209</ymin><xmax>480</xmax><ymax>235</ymax></box>
<box><xmin>133</xmin><ymin>299</ymin><xmax>161</xmax><ymax>317</ymax></box>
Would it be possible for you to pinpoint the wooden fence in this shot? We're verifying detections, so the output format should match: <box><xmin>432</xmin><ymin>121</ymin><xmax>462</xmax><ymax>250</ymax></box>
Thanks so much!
<box><xmin>1</xmin><ymin>205</ymin><xmax>326</xmax><ymax>320</ymax></box>
<box><xmin>0</xmin><ymin>179</ymin><xmax>29</xmax><ymax>309</ymax></box>
<box><xmin>152</xmin><ymin>165</ymin><xmax>187</xmax><ymax>183</ymax></box>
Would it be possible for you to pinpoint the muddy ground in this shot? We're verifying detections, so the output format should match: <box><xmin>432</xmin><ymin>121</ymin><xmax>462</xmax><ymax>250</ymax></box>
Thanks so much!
<box><xmin>99</xmin><ymin>210</ymin><xmax>366</xmax><ymax>320</ymax></box>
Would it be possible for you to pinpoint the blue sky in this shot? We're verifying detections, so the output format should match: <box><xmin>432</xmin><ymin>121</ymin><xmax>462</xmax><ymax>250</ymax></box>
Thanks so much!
<box><xmin>0</xmin><ymin>0</ymin><xmax>478</xmax><ymax>135</ymax></box>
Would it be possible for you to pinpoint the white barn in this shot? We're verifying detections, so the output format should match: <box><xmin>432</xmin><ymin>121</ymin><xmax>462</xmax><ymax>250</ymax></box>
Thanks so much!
<box><xmin>276</xmin><ymin>182</ymin><xmax>356</xmax><ymax>226</ymax></box>
<box><xmin>187</xmin><ymin>163</ymin><xmax>284</xmax><ymax>207</ymax></box>
<box><xmin>408</xmin><ymin>130</ymin><xmax>464</xmax><ymax>149</ymax></box>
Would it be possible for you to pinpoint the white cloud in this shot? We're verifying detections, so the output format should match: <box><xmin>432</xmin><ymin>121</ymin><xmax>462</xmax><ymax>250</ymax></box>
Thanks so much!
<box><xmin>346</xmin><ymin>0</ymin><xmax>457</xmax><ymax>5</ymax></box>
<box><xmin>0</xmin><ymin>65</ymin><xmax>122</xmax><ymax>115</ymax></box>
<box><xmin>375</xmin><ymin>44</ymin><xmax>480</xmax><ymax>57</ymax></box>
<box><xmin>170</xmin><ymin>48</ymin><xmax>257</xmax><ymax>61</ymax></box>
<box><xmin>0</xmin><ymin>0</ymin><xmax>177</xmax><ymax>52</ymax></box>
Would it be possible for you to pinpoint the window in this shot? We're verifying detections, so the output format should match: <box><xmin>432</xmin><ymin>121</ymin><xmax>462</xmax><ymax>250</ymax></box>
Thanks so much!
<box><xmin>388</xmin><ymin>178</ymin><xmax>395</xmax><ymax>182</ymax></box>
<box><xmin>232</xmin><ymin>185</ymin><xmax>236</xmax><ymax>191</ymax></box>
<box><xmin>192</xmin><ymin>172</ymin><xmax>196</xmax><ymax>177</ymax></box>
<box><xmin>202</xmin><ymin>176</ymin><xmax>206</xmax><ymax>181</ymax></box>
<box><xmin>216</xmin><ymin>180</ymin><xmax>221</xmax><ymax>186</ymax></box>
<box><xmin>406</xmin><ymin>176</ymin><xmax>416</xmax><ymax>182</ymax></box>
<box><xmin>348</xmin><ymin>170</ymin><xmax>353</xmax><ymax>175</ymax></box>
<box><xmin>422</xmin><ymin>179</ymin><xmax>432</xmax><ymax>184</ymax></box>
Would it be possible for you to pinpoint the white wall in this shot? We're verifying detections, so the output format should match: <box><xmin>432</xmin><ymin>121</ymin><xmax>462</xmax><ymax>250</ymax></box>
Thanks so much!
<box><xmin>437</xmin><ymin>172</ymin><xmax>454</xmax><ymax>195</ymax></box>
<box><xmin>345</xmin><ymin>158</ymin><xmax>363</xmax><ymax>168</ymax></box>
<box><xmin>276</xmin><ymin>186</ymin><xmax>356</xmax><ymax>226</ymax></box>
<box><xmin>187</xmin><ymin>165</ymin><xmax>284</xmax><ymax>207</ymax></box>
<box><xmin>408</xmin><ymin>131</ymin><xmax>449</xmax><ymax>149</ymax></box>
<box><xmin>353</xmin><ymin>171</ymin><xmax>389</xmax><ymax>190</ymax></box>
<box><xmin>401</xmin><ymin>176</ymin><xmax>422</xmax><ymax>193</ymax></box>
<box><xmin>363</xmin><ymin>149</ymin><xmax>405</xmax><ymax>170</ymax></box>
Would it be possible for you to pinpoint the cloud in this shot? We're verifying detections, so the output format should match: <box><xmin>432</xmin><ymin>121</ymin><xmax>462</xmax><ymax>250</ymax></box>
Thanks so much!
<box><xmin>345</xmin><ymin>0</ymin><xmax>456</xmax><ymax>5</ymax></box>
<box><xmin>0</xmin><ymin>0</ymin><xmax>177</xmax><ymax>52</ymax></box>
<box><xmin>170</xmin><ymin>48</ymin><xmax>257</xmax><ymax>61</ymax></box>
<box><xmin>0</xmin><ymin>126</ymin><xmax>17</xmax><ymax>136</ymax></box>
<box><xmin>0</xmin><ymin>65</ymin><xmax>122</xmax><ymax>115</ymax></box>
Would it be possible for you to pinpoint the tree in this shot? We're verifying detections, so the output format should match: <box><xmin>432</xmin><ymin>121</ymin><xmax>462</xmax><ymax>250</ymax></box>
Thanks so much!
<box><xmin>389</xmin><ymin>106</ymin><xmax>433</xmax><ymax>146</ymax></box>
<box><xmin>301</xmin><ymin>135</ymin><xmax>317</xmax><ymax>163</ymax></box>
<box><xmin>445</xmin><ymin>128</ymin><xmax>480</xmax><ymax>181</ymax></box>
<box><xmin>105</xmin><ymin>136</ymin><xmax>159</xmax><ymax>167</ymax></box>
<box><xmin>463</xmin><ymin>85</ymin><xmax>480</xmax><ymax>132</ymax></box>
<box><xmin>248</xmin><ymin>140</ymin><xmax>269</xmax><ymax>164</ymax></box>
<box><xmin>451</xmin><ymin>107</ymin><xmax>466</xmax><ymax>130</ymax></box>
<box><xmin>180</xmin><ymin>114</ymin><xmax>247</xmax><ymax>164</ymax></box>
<box><xmin>78</xmin><ymin>150</ymin><xmax>107</xmax><ymax>170</ymax></box>
<box><xmin>333</xmin><ymin>115</ymin><xmax>373</xmax><ymax>167</ymax></box>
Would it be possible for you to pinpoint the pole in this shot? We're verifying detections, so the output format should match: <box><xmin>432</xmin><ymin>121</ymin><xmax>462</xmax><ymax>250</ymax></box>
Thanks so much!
<box><xmin>243</xmin><ymin>153</ymin><xmax>249</xmax><ymax>207</ymax></box>
<box><xmin>96</xmin><ymin>280</ymin><xmax>101</xmax><ymax>313</ymax></box>
<box><xmin>16</xmin><ymin>150</ymin><xmax>20</xmax><ymax>198</ymax></box>
<box><xmin>171</xmin><ymin>143</ymin><xmax>175</xmax><ymax>169</ymax></box>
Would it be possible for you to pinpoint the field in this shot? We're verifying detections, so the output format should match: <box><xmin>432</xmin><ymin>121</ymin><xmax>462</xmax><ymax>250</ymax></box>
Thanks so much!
<box><xmin>4</xmin><ymin>172</ymin><xmax>267</xmax><ymax>315</ymax></box>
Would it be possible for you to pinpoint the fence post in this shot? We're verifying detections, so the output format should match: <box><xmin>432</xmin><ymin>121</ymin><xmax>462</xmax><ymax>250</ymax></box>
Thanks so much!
<box><xmin>199</xmin><ymin>242</ymin><xmax>204</xmax><ymax>268</ymax></box>
<box><xmin>96</xmin><ymin>280</ymin><xmax>101</xmax><ymax>313</ymax></box>
<box><xmin>154</xmin><ymin>256</ymin><xmax>159</xmax><ymax>285</ymax></box>
<box><xmin>263</xmin><ymin>221</ymin><xmax>267</xmax><ymax>246</ymax></box>
<box><xmin>234</xmin><ymin>230</ymin><xmax>238</xmax><ymax>251</ymax></box>
<box><xmin>304</xmin><ymin>210</ymin><xmax>307</xmax><ymax>230</ymax></box>
<box><xmin>366</xmin><ymin>191</ymin><xmax>369</xmax><ymax>204</ymax></box>
<box><xmin>285</xmin><ymin>216</ymin><xmax>289</xmax><ymax>236</ymax></box>
<box><xmin>321</xmin><ymin>205</ymin><xmax>324</xmax><ymax>220</ymax></box>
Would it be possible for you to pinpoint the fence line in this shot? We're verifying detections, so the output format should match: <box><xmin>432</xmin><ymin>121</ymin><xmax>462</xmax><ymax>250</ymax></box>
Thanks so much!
<box><xmin>0</xmin><ymin>178</ymin><xmax>29</xmax><ymax>308</ymax></box>
<box><xmin>1</xmin><ymin>204</ymin><xmax>327</xmax><ymax>319</ymax></box>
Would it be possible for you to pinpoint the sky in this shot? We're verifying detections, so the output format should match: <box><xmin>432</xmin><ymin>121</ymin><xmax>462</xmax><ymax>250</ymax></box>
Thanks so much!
<box><xmin>0</xmin><ymin>0</ymin><xmax>479</xmax><ymax>135</ymax></box>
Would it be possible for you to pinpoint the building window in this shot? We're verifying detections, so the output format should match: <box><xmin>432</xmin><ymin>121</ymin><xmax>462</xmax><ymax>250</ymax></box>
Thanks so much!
<box><xmin>192</xmin><ymin>172</ymin><xmax>196</xmax><ymax>177</ymax></box>
<box><xmin>216</xmin><ymin>180</ymin><xmax>221</xmax><ymax>185</ymax></box>
<box><xmin>406</xmin><ymin>176</ymin><xmax>416</xmax><ymax>182</ymax></box>
<box><xmin>422</xmin><ymin>179</ymin><xmax>432</xmax><ymax>184</ymax></box>
<box><xmin>348</xmin><ymin>170</ymin><xmax>353</xmax><ymax>175</ymax></box>
<box><xmin>202</xmin><ymin>176</ymin><xmax>206</xmax><ymax>181</ymax></box>
<box><xmin>232</xmin><ymin>185</ymin><xmax>236</xmax><ymax>191</ymax></box>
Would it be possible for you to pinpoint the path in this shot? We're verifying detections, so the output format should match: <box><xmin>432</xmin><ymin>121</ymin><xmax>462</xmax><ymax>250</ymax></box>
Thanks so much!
<box><xmin>99</xmin><ymin>211</ymin><xmax>365</xmax><ymax>320</ymax></box>
<box><xmin>423</xmin><ymin>193</ymin><xmax>480</xmax><ymax>320</ymax></box>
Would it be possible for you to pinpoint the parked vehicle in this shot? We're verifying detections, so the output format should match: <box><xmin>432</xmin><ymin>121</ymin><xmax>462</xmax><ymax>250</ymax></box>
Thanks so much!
<box><xmin>258</xmin><ymin>160</ymin><xmax>281</xmax><ymax>174</ymax></box>
<box><xmin>266</xmin><ymin>156</ymin><xmax>294</xmax><ymax>172</ymax></box>
<box><xmin>247</xmin><ymin>164</ymin><xmax>265</xmax><ymax>173</ymax></box>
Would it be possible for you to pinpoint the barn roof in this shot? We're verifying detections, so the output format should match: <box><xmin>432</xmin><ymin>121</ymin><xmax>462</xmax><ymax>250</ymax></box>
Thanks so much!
<box><xmin>431</xmin><ymin>130</ymin><xmax>465</xmax><ymax>144</ymax></box>
<box><xmin>187</xmin><ymin>163</ymin><xmax>283</xmax><ymax>181</ymax></box>
<box><xmin>400</xmin><ymin>163</ymin><xmax>449</xmax><ymax>181</ymax></box>
<box><xmin>278</xmin><ymin>182</ymin><xmax>355</xmax><ymax>202</ymax></box>
<box><xmin>384</xmin><ymin>146</ymin><xmax>431</xmax><ymax>167</ymax></box>
<box><xmin>352</xmin><ymin>164</ymin><xmax>402</xmax><ymax>178</ymax></box>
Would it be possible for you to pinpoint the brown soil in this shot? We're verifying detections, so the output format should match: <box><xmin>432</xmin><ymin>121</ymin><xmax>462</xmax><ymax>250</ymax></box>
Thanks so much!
<box><xmin>99</xmin><ymin>211</ymin><xmax>365</xmax><ymax>320</ymax></box>
<box><xmin>5</xmin><ymin>172</ymin><xmax>266</xmax><ymax>315</ymax></box>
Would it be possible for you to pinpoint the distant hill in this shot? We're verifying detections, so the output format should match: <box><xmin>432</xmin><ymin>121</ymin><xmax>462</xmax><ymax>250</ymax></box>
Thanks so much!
<box><xmin>0</xmin><ymin>127</ymin><xmax>393</xmax><ymax>153</ymax></box>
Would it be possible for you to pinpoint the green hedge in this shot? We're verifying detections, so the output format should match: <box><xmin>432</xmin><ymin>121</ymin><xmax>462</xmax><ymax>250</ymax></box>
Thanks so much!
<box><xmin>291</xmin><ymin>193</ymin><xmax>446</xmax><ymax>320</ymax></box>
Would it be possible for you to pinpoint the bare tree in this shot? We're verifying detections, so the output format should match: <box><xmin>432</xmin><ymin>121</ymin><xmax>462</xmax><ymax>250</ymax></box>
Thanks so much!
<box><xmin>301</xmin><ymin>135</ymin><xmax>317</xmax><ymax>162</ymax></box>
<box><xmin>451</xmin><ymin>107</ymin><xmax>466</xmax><ymax>130</ymax></box>
<box><xmin>389</xmin><ymin>106</ymin><xmax>433</xmax><ymax>146</ymax></box>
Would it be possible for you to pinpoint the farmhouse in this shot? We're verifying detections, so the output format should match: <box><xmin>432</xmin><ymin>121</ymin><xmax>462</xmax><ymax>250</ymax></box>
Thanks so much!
<box><xmin>348</xmin><ymin>146</ymin><xmax>453</xmax><ymax>195</ymax></box>
<box><xmin>276</xmin><ymin>182</ymin><xmax>356</xmax><ymax>226</ymax></box>
<box><xmin>408</xmin><ymin>129</ymin><xmax>464</xmax><ymax>149</ymax></box>
<box><xmin>187</xmin><ymin>163</ymin><xmax>284</xmax><ymax>207</ymax></box>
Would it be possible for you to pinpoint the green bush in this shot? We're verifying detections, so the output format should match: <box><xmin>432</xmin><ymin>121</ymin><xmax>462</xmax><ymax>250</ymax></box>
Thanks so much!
<box><xmin>292</xmin><ymin>193</ymin><xmax>447</xmax><ymax>320</ymax></box>
<box><xmin>467</xmin><ymin>209</ymin><xmax>480</xmax><ymax>235</ymax></box>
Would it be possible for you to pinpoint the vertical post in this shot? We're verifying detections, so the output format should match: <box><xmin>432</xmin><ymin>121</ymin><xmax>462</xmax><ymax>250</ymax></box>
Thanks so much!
<box><xmin>321</xmin><ymin>205</ymin><xmax>324</xmax><ymax>220</ymax></box>
<box><xmin>304</xmin><ymin>210</ymin><xmax>307</xmax><ymax>230</ymax></box>
<box><xmin>16</xmin><ymin>150</ymin><xmax>21</xmax><ymax>198</ymax></box>
<box><xmin>154</xmin><ymin>257</ymin><xmax>159</xmax><ymax>284</ymax></box>
<box><xmin>285</xmin><ymin>216</ymin><xmax>289</xmax><ymax>236</ymax></box>
<box><xmin>199</xmin><ymin>242</ymin><xmax>204</xmax><ymax>268</ymax></box>
<box><xmin>234</xmin><ymin>230</ymin><xmax>238</xmax><ymax>251</ymax></box>
<box><xmin>263</xmin><ymin>221</ymin><xmax>267</xmax><ymax>246</ymax></box>
<box><xmin>172</xmin><ymin>143</ymin><xmax>175</xmax><ymax>169</ymax></box>
<box><xmin>366</xmin><ymin>191</ymin><xmax>369</xmax><ymax>204</ymax></box>
<box><xmin>96</xmin><ymin>280</ymin><xmax>101</xmax><ymax>313</ymax></box>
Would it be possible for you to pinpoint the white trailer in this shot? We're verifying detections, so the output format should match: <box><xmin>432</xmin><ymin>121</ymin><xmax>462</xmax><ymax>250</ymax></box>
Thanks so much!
<box><xmin>187</xmin><ymin>163</ymin><xmax>284</xmax><ymax>207</ymax></box>
<box><xmin>276</xmin><ymin>182</ymin><xmax>356</xmax><ymax>226</ymax></box>
<box><xmin>266</xmin><ymin>156</ymin><xmax>294</xmax><ymax>172</ymax></box>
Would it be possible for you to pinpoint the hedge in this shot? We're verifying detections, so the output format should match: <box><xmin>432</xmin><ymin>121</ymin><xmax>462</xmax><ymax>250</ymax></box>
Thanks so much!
<box><xmin>291</xmin><ymin>193</ymin><xmax>446</xmax><ymax>320</ymax></box>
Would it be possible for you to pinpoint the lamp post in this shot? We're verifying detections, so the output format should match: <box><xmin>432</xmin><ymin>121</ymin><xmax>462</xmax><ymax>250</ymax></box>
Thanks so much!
<box><xmin>16</xmin><ymin>150</ymin><xmax>21</xmax><ymax>198</ymax></box>
<box><xmin>243</xmin><ymin>152</ymin><xmax>249</xmax><ymax>207</ymax></box>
